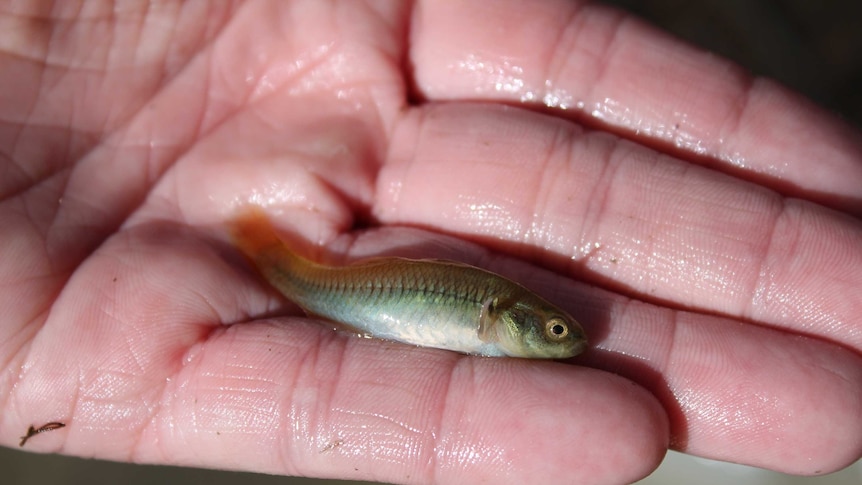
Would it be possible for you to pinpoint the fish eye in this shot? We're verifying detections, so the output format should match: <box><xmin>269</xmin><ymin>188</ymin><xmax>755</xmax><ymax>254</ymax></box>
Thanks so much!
<box><xmin>545</xmin><ymin>318</ymin><xmax>569</xmax><ymax>340</ymax></box>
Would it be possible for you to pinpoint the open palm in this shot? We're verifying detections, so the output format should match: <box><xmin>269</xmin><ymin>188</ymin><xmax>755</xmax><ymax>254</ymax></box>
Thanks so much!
<box><xmin>2</xmin><ymin>2</ymin><xmax>861</xmax><ymax>484</ymax></box>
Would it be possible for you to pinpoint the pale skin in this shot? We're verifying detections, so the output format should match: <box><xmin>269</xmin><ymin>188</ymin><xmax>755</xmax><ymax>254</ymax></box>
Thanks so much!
<box><xmin>1</xmin><ymin>1</ymin><xmax>861</xmax><ymax>484</ymax></box>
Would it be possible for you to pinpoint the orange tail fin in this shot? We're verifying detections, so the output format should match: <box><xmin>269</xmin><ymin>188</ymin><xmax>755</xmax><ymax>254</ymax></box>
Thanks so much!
<box><xmin>229</xmin><ymin>207</ymin><xmax>285</xmax><ymax>259</ymax></box>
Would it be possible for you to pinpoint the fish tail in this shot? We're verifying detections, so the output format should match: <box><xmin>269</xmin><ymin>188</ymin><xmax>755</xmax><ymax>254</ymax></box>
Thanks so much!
<box><xmin>229</xmin><ymin>207</ymin><xmax>330</xmax><ymax>307</ymax></box>
<box><xmin>228</xmin><ymin>207</ymin><xmax>317</xmax><ymax>277</ymax></box>
<box><xmin>229</xmin><ymin>207</ymin><xmax>286</xmax><ymax>259</ymax></box>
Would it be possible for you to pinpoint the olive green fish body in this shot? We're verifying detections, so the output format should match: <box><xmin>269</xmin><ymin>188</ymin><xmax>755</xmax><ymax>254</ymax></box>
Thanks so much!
<box><xmin>232</xmin><ymin>213</ymin><xmax>587</xmax><ymax>359</ymax></box>
<box><xmin>264</xmin><ymin>255</ymin><xmax>528</xmax><ymax>356</ymax></box>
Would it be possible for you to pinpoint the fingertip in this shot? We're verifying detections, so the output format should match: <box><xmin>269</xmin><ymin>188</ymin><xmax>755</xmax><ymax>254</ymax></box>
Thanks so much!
<box><xmin>433</xmin><ymin>360</ymin><xmax>668</xmax><ymax>484</ymax></box>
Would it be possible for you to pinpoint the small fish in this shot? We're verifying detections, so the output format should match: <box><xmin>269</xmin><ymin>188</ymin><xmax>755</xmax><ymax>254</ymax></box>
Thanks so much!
<box><xmin>230</xmin><ymin>211</ymin><xmax>587</xmax><ymax>359</ymax></box>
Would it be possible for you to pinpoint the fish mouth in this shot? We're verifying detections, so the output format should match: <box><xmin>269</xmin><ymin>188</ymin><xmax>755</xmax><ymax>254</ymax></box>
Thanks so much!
<box><xmin>568</xmin><ymin>337</ymin><xmax>589</xmax><ymax>357</ymax></box>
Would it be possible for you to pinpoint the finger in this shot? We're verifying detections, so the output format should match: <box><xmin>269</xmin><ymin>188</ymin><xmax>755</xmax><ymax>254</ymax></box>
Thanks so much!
<box><xmin>7</xmin><ymin>222</ymin><xmax>668</xmax><ymax>485</ymax></box>
<box><xmin>347</xmin><ymin>228</ymin><xmax>862</xmax><ymax>474</ymax></box>
<box><xmin>377</xmin><ymin>104</ymin><xmax>862</xmax><ymax>351</ymax></box>
<box><xmin>410</xmin><ymin>0</ymin><xmax>862</xmax><ymax>214</ymax></box>
<box><xmin>167</xmin><ymin>326</ymin><xmax>665</xmax><ymax>485</ymax></box>
<box><xmin>581</xmin><ymin>290</ymin><xmax>862</xmax><ymax>474</ymax></box>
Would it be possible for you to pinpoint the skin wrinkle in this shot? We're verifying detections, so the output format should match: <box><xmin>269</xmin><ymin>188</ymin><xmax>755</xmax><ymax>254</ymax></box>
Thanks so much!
<box><xmin>3</xmin><ymin>216</ymin><xmax>60</xmax><ymax>328</ymax></box>
<box><xmin>153</xmin><ymin>3</ymin><xmax>182</xmax><ymax>86</ymax></box>
<box><xmin>430</xmin><ymin>355</ymin><xmax>473</xmax><ymax>484</ymax></box>
<box><xmin>0</xmin><ymin>46</ymin><xmax>89</xmax><ymax>71</ymax></box>
<box><xmin>439</xmin><ymin>358</ymin><xmax>485</xmax><ymax>481</ymax></box>
<box><xmin>118</xmin><ymin>379</ymin><xmax>161</xmax><ymax>464</ymax></box>
<box><xmin>522</xmin><ymin>122</ymin><xmax>563</xmax><ymax>258</ymax></box>
<box><xmin>538</xmin><ymin>4</ymin><xmax>581</xmax><ymax>93</ymax></box>
<box><xmin>273</xmin><ymin>326</ymin><xmax>309</xmax><ymax>474</ymax></box>
<box><xmin>316</xmin><ymin>347</ymin><xmax>393</xmax><ymax>478</ymax></box>
<box><xmin>22</xmin><ymin>36</ymin><xmax>46</xmax><ymax>135</ymax></box>
<box><xmin>715</xmin><ymin>75</ymin><xmax>761</xmax><ymax>165</ymax></box>
<box><xmin>413</xmin><ymin>364</ymin><xmax>450</xmax><ymax>475</ymax></box>
<box><xmin>93</xmin><ymin>3</ymin><xmax>116</xmax><ymax>76</ymax></box>
<box><xmin>747</xmin><ymin>197</ymin><xmax>795</xmax><ymax>327</ymax></box>
<box><xmin>0</xmin><ymin>124</ymin><xmax>23</xmax><ymax>187</ymax></box>
<box><xmin>128</xmin><ymin>0</ymin><xmax>151</xmax><ymax>68</ymax></box>
<box><xmin>314</xmin><ymin>333</ymin><xmax>352</xmax><ymax>463</ymax></box>
<box><xmin>656</xmin><ymin>305</ymin><xmax>677</xmax><ymax>390</ymax></box>
<box><xmin>0</xmin><ymin>311</ymin><xmax>41</xmax><ymax>428</ymax></box>
<box><xmin>788</xmin><ymin>206</ymin><xmax>853</xmax><ymax>337</ymax></box>
<box><xmin>567</xmin><ymin>133</ymin><xmax>615</xmax><ymax>265</ymax></box>
<box><xmin>569</xmin><ymin>9</ymin><xmax>625</xmax><ymax>111</ymax></box>
<box><xmin>324</xmin><ymin>332</ymin><xmax>372</xmax><ymax>468</ymax></box>
<box><xmin>600</xmin><ymin>143</ymin><xmax>655</xmax><ymax>278</ymax></box>
<box><xmin>662</xmin><ymin>307</ymin><xmax>686</xmax><ymax>445</ymax></box>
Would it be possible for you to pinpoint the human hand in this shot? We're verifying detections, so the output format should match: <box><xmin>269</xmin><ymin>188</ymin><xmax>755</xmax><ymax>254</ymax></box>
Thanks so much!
<box><xmin>2</xmin><ymin>1</ymin><xmax>860</xmax><ymax>484</ymax></box>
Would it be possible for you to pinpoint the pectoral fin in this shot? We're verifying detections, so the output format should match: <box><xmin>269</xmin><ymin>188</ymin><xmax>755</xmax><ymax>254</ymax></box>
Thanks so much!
<box><xmin>477</xmin><ymin>297</ymin><xmax>499</xmax><ymax>343</ymax></box>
